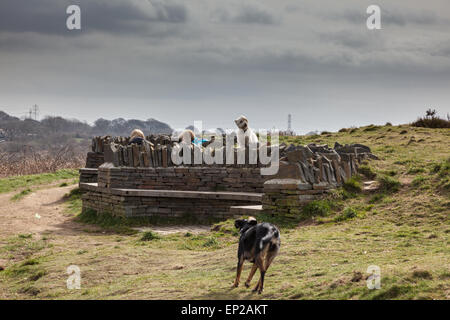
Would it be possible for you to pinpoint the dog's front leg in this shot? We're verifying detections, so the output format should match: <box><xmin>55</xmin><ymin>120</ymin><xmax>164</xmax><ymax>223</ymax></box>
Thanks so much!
<box><xmin>233</xmin><ymin>257</ymin><xmax>244</xmax><ymax>287</ymax></box>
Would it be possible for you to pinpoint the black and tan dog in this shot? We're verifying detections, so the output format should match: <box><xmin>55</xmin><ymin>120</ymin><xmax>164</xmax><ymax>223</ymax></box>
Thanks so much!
<box><xmin>233</xmin><ymin>217</ymin><xmax>280</xmax><ymax>294</ymax></box>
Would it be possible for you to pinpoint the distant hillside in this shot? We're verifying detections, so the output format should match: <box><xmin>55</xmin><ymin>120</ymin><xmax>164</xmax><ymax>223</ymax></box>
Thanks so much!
<box><xmin>0</xmin><ymin>111</ymin><xmax>19</xmax><ymax>122</ymax></box>
<box><xmin>0</xmin><ymin>110</ymin><xmax>172</xmax><ymax>145</ymax></box>
<box><xmin>93</xmin><ymin>117</ymin><xmax>172</xmax><ymax>136</ymax></box>
<box><xmin>0</xmin><ymin>110</ymin><xmax>173</xmax><ymax>153</ymax></box>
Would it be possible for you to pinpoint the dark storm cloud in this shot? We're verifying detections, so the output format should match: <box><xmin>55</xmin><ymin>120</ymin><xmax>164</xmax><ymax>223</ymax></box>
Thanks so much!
<box><xmin>318</xmin><ymin>30</ymin><xmax>385</xmax><ymax>50</ymax></box>
<box><xmin>327</xmin><ymin>6</ymin><xmax>443</xmax><ymax>27</ymax></box>
<box><xmin>1</xmin><ymin>0</ymin><xmax>450</xmax><ymax>133</ymax></box>
<box><xmin>382</xmin><ymin>8</ymin><xmax>440</xmax><ymax>26</ymax></box>
<box><xmin>432</xmin><ymin>41</ymin><xmax>450</xmax><ymax>58</ymax></box>
<box><xmin>212</xmin><ymin>4</ymin><xmax>278</xmax><ymax>25</ymax></box>
<box><xmin>233</xmin><ymin>5</ymin><xmax>277</xmax><ymax>24</ymax></box>
<box><xmin>0</xmin><ymin>0</ymin><xmax>69</xmax><ymax>35</ymax></box>
<box><xmin>0</xmin><ymin>0</ymin><xmax>187</xmax><ymax>36</ymax></box>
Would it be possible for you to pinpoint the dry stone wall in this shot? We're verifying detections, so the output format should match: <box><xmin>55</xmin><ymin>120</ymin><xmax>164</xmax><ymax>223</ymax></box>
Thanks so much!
<box><xmin>81</xmin><ymin>184</ymin><xmax>261</xmax><ymax>219</ymax></box>
<box><xmin>263</xmin><ymin>142</ymin><xmax>377</xmax><ymax>217</ymax></box>
<box><xmin>88</xmin><ymin>135</ymin><xmax>272</xmax><ymax>169</ymax></box>
<box><xmin>97</xmin><ymin>164</ymin><xmax>269</xmax><ymax>193</ymax></box>
<box><xmin>81</xmin><ymin>135</ymin><xmax>377</xmax><ymax>221</ymax></box>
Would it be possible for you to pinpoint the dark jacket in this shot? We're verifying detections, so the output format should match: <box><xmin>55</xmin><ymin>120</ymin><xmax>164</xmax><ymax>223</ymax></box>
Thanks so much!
<box><xmin>129</xmin><ymin>137</ymin><xmax>144</xmax><ymax>145</ymax></box>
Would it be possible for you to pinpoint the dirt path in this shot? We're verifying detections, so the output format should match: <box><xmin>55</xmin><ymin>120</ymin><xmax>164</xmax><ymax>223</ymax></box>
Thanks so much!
<box><xmin>0</xmin><ymin>185</ymin><xmax>211</xmax><ymax>237</ymax></box>
<box><xmin>0</xmin><ymin>185</ymin><xmax>81</xmax><ymax>237</ymax></box>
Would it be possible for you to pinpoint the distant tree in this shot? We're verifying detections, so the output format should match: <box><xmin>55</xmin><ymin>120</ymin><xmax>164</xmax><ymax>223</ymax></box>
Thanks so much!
<box><xmin>425</xmin><ymin>108</ymin><xmax>437</xmax><ymax>118</ymax></box>
<box><xmin>94</xmin><ymin>118</ymin><xmax>111</xmax><ymax>133</ymax></box>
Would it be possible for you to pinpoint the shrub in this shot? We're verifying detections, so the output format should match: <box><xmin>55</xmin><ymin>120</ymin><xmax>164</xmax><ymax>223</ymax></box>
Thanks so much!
<box><xmin>343</xmin><ymin>176</ymin><xmax>362</xmax><ymax>193</ymax></box>
<box><xmin>412</xmin><ymin>116</ymin><xmax>450</xmax><ymax>128</ymax></box>
<box><xmin>369</xmin><ymin>193</ymin><xmax>385</xmax><ymax>204</ymax></box>
<box><xmin>334</xmin><ymin>207</ymin><xmax>357</xmax><ymax>222</ymax></box>
<box><xmin>203</xmin><ymin>236</ymin><xmax>219</xmax><ymax>248</ymax></box>
<box><xmin>358</xmin><ymin>165</ymin><xmax>377</xmax><ymax>180</ymax></box>
<box><xmin>140</xmin><ymin>231</ymin><xmax>160</xmax><ymax>241</ymax></box>
<box><xmin>302</xmin><ymin>200</ymin><xmax>331</xmax><ymax>218</ymax></box>
<box><xmin>385</xmin><ymin>122</ymin><xmax>392</xmax><ymax>126</ymax></box>
<box><xmin>377</xmin><ymin>175</ymin><xmax>401</xmax><ymax>193</ymax></box>
<box><xmin>0</xmin><ymin>146</ymin><xmax>85</xmax><ymax>178</ymax></box>
<box><xmin>338</xmin><ymin>128</ymin><xmax>348</xmax><ymax>133</ymax></box>
<box><xmin>411</xmin><ymin>109</ymin><xmax>450</xmax><ymax>128</ymax></box>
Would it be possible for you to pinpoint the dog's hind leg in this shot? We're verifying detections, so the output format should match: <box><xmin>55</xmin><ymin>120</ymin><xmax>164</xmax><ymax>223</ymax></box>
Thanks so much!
<box><xmin>245</xmin><ymin>264</ymin><xmax>258</xmax><ymax>288</ymax></box>
<box><xmin>252</xmin><ymin>254</ymin><xmax>266</xmax><ymax>294</ymax></box>
<box><xmin>233</xmin><ymin>256</ymin><xmax>244</xmax><ymax>288</ymax></box>
<box><xmin>264</xmin><ymin>249</ymin><xmax>278</xmax><ymax>272</ymax></box>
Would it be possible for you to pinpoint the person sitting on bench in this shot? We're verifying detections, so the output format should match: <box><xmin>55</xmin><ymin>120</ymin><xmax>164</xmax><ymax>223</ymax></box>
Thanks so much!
<box><xmin>129</xmin><ymin>129</ymin><xmax>146</xmax><ymax>145</ymax></box>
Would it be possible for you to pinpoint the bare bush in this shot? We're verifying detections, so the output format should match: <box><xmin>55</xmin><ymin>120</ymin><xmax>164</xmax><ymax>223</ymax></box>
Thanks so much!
<box><xmin>412</xmin><ymin>109</ymin><xmax>450</xmax><ymax>128</ymax></box>
<box><xmin>0</xmin><ymin>145</ymin><xmax>84</xmax><ymax>178</ymax></box>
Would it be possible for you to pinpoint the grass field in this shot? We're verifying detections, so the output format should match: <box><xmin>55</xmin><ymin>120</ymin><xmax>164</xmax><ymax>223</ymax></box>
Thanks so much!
<box><xmin>0</xmin><ymin>169</ymin><xmax>79</xmax><ymax>195</ymax></box>
<box><xmin>0</xmin><ymin>125</ymin><xmax>448</xmax><ymax>299</ymax></box>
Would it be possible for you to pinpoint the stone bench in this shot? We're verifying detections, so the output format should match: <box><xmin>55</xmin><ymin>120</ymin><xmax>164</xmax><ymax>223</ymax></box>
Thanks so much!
<box><xmin>80</xmin><ymin>182</ymin><xmax>262</xmax><ymax>220</ymax></box>
<box><xmin>79</xmin><ymin>168</ymin><xmax>98</xmax><ymax>184</ymax></box>
<box><xmin>229</xmin><ymin>205</ymin><xmax>263</xmax><ymax>216</ymax></box>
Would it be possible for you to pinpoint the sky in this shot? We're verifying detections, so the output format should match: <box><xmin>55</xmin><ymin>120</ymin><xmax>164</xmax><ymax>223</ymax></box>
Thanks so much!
<box><xmin>0</xmin><ymin>0</ymin><xmax>449</xmax><ymax>134</ymax></box>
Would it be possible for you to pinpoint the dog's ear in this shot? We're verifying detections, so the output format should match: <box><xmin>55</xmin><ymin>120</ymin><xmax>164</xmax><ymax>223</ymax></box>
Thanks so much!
<box><xmin>247</xmin><ymin>216</ymin><xmax>257</xmax><ymax>226</ymax></box>
<box><xmin>234</xmin><ymin>219</ymin><xmax>246</xmax><ymax>229</ymax></box>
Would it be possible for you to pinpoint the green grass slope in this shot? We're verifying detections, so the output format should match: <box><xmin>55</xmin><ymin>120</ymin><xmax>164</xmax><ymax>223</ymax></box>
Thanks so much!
<box><xmin>0</xmin><ymin>125</ymin><xmax>448</xmax><ymax>299</ymax></box>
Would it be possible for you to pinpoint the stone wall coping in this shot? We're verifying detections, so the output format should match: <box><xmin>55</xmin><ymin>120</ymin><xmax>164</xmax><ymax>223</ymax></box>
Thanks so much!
<box><xmin>264</xmin><ymin>178</ymin><xmax>313</xmax><ymax>190</ymax></box>
<box><xmin>80</xmin><ymin>183</ymin><xmax>262</xmax><ymax>201</ymax></box>
<box><xmin>97</xmin><ymin>165</ymin><xmax>261</xmax><ymax>172</ymax></box>
<box><xmin>79</xmin><ymin>168</ymin><xmax>99</xmax><ymax>173</ymax></box>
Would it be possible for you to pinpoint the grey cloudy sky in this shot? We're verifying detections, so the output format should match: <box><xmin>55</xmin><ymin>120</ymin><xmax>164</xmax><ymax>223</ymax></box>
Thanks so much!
<box><xmin>0</xmin><ymin>0</ymin><xmax>449</xmax><ymax>133</ymax></box>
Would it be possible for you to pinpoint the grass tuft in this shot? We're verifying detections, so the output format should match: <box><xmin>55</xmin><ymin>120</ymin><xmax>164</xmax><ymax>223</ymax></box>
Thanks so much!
<box><xmin>358</xmin><ymin>165</ymin><xmax>377</xmax><ymax>179</ymax></box>
<box><xmin>202</xmin><ymin>236</ymin><xmax>219</xmax><ymax>248</ymax></box>
<box><xmin>302</xmin><ymin>200</ymin><xmax>331</xmax><ymax>218</ymax></box>
<box><xmin>377</xmin><ymin>175</ymin><xmax>401</xmax><ymax>193</ymax></box>
<box><xmin>343</xmin><ymin>176</ymin><xmax>362</xmax><ymax>193</ymax></box>
<box><xmin>76</xmin><ymin>209</ymin><xmax>137</xmax><ymax>235</ymax></box>
<box><xmin>411</xmin><ymin>270</ymin><xmax>433</xmax><ymax>280</ymax></box>
<box><xmin>140</xmin><ymin>231</ymin><xmax>160</xmax><ymax>241</ymax></box>
<box><xmin>334</xmin><ymin>207</ymin><xmax>358</xmax><ymax>222</ymax></box>
<box><xmin>11</xmin><ymin>188</ymin><xmax>33</xmax><ymax>201</ymax></box>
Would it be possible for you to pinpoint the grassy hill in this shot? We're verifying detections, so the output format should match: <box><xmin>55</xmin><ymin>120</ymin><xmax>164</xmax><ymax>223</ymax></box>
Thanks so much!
<box><xmin>0</xmin><ymin>124</ymin><xmax>448</xmax><ymax>299</ymax></box>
